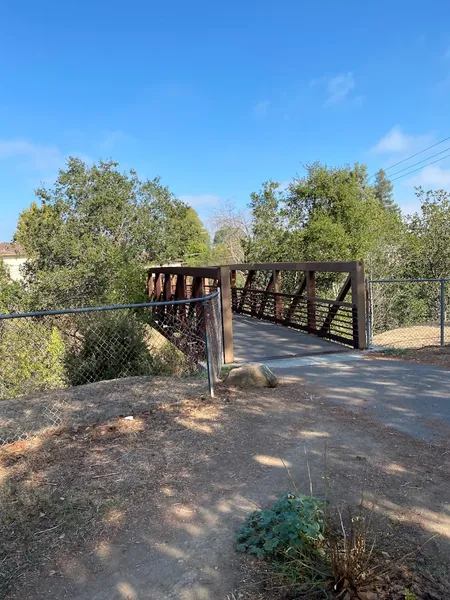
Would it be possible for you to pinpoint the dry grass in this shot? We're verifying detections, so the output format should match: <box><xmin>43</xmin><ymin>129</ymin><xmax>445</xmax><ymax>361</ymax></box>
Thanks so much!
<box><xmin>373</xmin><ymin>324</ymin><xmax>450</xmax><ymax>349</ymax></box>
<box><xmin>0</xmin><ymin>380</ymin><xmax>449</xmax><ymax>599</ymax></box>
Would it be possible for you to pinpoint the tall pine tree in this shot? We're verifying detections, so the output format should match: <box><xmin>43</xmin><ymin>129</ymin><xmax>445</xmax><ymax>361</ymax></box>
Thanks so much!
<box><xmin>374</xmin><ymin>169</ymin><xmax>396</xmax><ymax>213</ymax></box>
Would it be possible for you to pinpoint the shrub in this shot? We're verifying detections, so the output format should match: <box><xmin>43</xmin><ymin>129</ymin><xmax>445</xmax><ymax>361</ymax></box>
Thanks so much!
<box><xmin>237</xmin><ymin>493</ymin><xmax>325</xmax><ymax>559</ymax></box>
<box><xmin>65</xmin><ymin>312</ymin><xmax>154</xmax><ymax>385</ymax></box>
<box><xmin>0</xmin><ymin>319</ymin><xmax>65</xmax><ymax>400</ymax></box>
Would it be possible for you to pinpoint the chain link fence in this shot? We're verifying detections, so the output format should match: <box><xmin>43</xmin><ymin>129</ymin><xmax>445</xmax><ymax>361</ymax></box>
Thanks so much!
<box><xmin>367</xmin><ymin>278</ymin><xmax>450</xmax><ymax>349</ymax></box>
<box><xmin>0</xmin><ymin>292</ymin><xmax>223</xmax><ymax>446</ymax></box>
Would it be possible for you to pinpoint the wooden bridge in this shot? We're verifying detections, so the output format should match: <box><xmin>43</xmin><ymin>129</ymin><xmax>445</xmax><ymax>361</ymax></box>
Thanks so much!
<box><xmin>147</xmin><ymin>261</ymin><xmax>366</xmax><ymax>364</ymax></box>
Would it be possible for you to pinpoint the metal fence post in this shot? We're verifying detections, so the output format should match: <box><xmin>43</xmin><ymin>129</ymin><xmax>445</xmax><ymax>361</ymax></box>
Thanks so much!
<box><xmin>203</xmin><ymin>299</ymin><xmax>214</xmax><ymax>398</ymax></box>
<box><xmin>440</xmin><ymin>279</ymin><xmax>445</xmax><ymax>347</ymax></box>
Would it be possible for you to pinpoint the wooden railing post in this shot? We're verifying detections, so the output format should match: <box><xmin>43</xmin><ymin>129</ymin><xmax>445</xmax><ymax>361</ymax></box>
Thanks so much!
<box><xmin>306</xmin><ymin>270</ymin><xmax>316</xmax><ymax>332</ymax></box>
<box><xmin>219</xmin><ymin>265</ymin><xmax>234</xmax><ymax>364</ymax></box>
<box><xmin>230</xmin><ymin>270</ymin><xmax>237</xmax><ymax>310</ymax></box>
<box><xmin>274</xmin><ymin>269</ymin><xmax>282</xmax><ymax>323</ymax></box>
<box><xmin>351</xmin><ymin>261</ymin><xmax>366</xmax><ymax>349</ymax></box>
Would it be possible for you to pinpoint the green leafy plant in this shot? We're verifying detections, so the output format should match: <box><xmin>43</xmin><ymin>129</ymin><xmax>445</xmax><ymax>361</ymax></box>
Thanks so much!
<box><xmin>0</xmin><ymin>319</ymin><xmax>65</xmax><ymax>400</ymax></box>
<box><xmin>65</xmin><ymin>312</ymin><xmax>154</xmax><ymax>386</ymax></box>
<box><xmin>236</xmin><ymin>493</ymin><xmax>325</xmax><ymax>559</ymax></box>
<box><xmin>404</xmin><ymin>590</ymin><xmax>416</xmax><ymax>600</ymax></box>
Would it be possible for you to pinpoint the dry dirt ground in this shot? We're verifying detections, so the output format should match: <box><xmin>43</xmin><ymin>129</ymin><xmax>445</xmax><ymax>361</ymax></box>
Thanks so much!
<box><xmin>370</xmin><ymin>345</ymin><xmax>450</xmax><ymax>371</ymax></box>
<box><xmin>0</xmin><ymin>377</ymin><xmax>449</xmax><ymax>600</ymax></box>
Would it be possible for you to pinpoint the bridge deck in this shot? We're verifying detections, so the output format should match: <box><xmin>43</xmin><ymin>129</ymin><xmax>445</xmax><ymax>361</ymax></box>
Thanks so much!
<box><xmin>232</xmin><ymin>314</ymin><xmax>349</xmax><ymax>363</ymax></box>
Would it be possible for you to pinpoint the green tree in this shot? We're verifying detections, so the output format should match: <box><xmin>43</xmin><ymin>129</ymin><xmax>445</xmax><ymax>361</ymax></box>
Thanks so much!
<box><xmin>0</xmin><ymin>259</ymin><xmax>25</xmax><ymax>314</ymax></box>
<box><xmin>404</xmin><ymin>187</ymin><xmax>450</xmax><ymax>278</ymax></box>
<box><xmin>15</xmin><ymin>158</ymin><xmax>208</xmax><ymax>308</ymax></box>
<box><xmin>374</xmin><ymin>169</ymin><xmax>397</xmax><ymax>214</ymax></box>
<box><xmin>183</xmin><ymin>208</ymin><xmax>211</xmax><ymax>265</ymax></box>
<box><xmin>0</xmin><ymin>320</ymin><xmax>65</xmax><ymax>400</ymax></box>
<box><xmin>248</xmin><ymin>181</ymin><xmax>290</xmax><ymax>262</ymax></box>
<box><xmin>286</xmin><ymin>163</ymin><xmax>403</xmax><ymax>274</ymax></box>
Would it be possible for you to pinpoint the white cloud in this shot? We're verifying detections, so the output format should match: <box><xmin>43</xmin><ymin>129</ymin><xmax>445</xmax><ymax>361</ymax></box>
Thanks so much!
<box><xmin>405</xmin><ymin>164</ymin><xmax>450</xmax><ymax>189</ymax></box>
<box><xmin>178</xmin><ymin>194</ymin><xmax>221</xmax><ymax>210</ymax></box>
<box><xmin>371</xmin><ymin>126</ymin><xmax>432</xmax><ymax>155</ymax></box>
<box><xmin>252</xmin><ymin>100</ymin><xmax>270</xmax><ymax>118</ymax></box>
<box><xmin>0</xmin><ymin>139</ymin><xmax>63</xmax><ymax>171</ymax></box>
<box><xmin>326</xmin><ymin>72</ymin><xmax>355</xmax><ymax>104</ymax></box>
<box><xmin>0</xmin><ymin>138</ymin><xmax>94</xmax><ymax>188</ymax></box>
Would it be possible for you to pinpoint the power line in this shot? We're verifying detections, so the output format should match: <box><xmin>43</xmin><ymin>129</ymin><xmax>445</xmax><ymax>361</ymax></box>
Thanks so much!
<box><xmin>388</xmin><ymin>146</ymin><xmax>450</xmax><ymax>178</ymax></box>
<box><xmin>390</xmin><ymin>152</ymin><xmax>450</xmax><ymax>182</ymax></box>
<box><xmin>383</xmin><ymin>134</ymin><xmax>450</xmax><ymax>173</ymax></box>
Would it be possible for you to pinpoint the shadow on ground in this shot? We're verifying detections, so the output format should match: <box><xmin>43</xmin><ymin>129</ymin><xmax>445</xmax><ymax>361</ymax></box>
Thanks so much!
<box><xmin>1</xmin><ymin>376</ymin><xmax>449</xmax><ymax>600</ymax></box>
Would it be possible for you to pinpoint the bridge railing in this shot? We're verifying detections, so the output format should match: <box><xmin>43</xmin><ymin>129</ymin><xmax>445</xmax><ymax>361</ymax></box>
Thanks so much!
<box><xmin>147</xmin><ymin>261</ymin><xmax>366</xmax><ymax>363</ymax></box>
<box><xmin>228</xmin><ymin>262</ymin><xmax>366</xmax><ymax>350</ymax></box>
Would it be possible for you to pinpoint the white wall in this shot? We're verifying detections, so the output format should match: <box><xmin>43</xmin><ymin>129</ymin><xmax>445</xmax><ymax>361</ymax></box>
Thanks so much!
<box><xmin>2</xmin><ymin>257</ymin><xmax>27</xmax><ymax>281</ymax></box>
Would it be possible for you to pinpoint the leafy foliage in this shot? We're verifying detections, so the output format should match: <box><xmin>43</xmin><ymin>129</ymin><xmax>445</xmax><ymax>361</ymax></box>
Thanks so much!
<box><xmin>64</xmin><ymin>312</ymin><xmax>154</xmax><ymax>386</ymax></box>
<box><xmin>14</xmin><ymin>158</ymin><xmax>210</xmax><ymax>309</ymax></box>
<box><xmin>404</xmin><ymin>187</ymin><xmax>450</xmax><ymax>279</ymax></box>
<box><xmin>374</xmin><ymin>168</ymin><xmax>396</xmax><ymax>214</ymax></box>
<box><xmin>0</xmin><ymin>320</ymin><xmax>65</xmax><ymax>400</ymax></box>
<box><xmin>0</xmin><ymin>259</ymin><xmax>26</xmax><ymax>314</ymax></box>
<box><xmin>236</xmin><ymin>493</ymin><xmax>325</xmax><ymax>559</ymax></box>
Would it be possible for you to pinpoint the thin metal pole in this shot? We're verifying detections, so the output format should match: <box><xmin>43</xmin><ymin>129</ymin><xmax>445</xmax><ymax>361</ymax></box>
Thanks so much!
<box><xmin>203</xmin><ymin>299</ymin><xmax>214</xmax><ymax>398</ymax></box>
<box><xmin>440</xmin><ymin>279</ymin><xmax>445</xmax><ymax>347</ymax></box>
<box><xmin>0</xmin><ymin>291</ymin><xmax>220</xmax><ymax>321</ymax></box>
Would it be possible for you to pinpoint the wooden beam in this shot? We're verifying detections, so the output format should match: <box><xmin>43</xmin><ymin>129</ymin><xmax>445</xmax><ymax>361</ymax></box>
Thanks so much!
<box><xmin>219</xmin><ymin>265</ymin><xmax>234</xmax><ymax>364</ymax></box>
<box><xmin>191</xmin><ymin>277</ymin><xmax>204</xmax><ymax>298</ymax></box>
<box><xmin>226</xmin><ymin>261</ymin><xmax>359</xmax><ymax>273</ymax></box>
<box><xmin>351</xmin><ymin>261</ymin><xmax>366</xmax><ymax>350</ymax></box>
<box><xmin>149</xmin><ymin>266</ymin><xmax>220</xmax><ymax>278</ymax></box>
<box><xmin>238</xmin><ymin>270</ymin><xmax>255</xmax><ymax>312</ymax></box>
<box><xmin>154</xmin><ymin>273</ymin><xmax>162</xmax><ymax>300</ymax></box>
<box><xmin>175</xmin><ymin>274</ymin><xmax>186</xmax><ymax>300</ymax></box>
<box><xmin>306</xmin><ymin>270</ymin><xmax>316</xmax><ymax>332</ymax></box>
<box><xmin>230</xmin><ymin>269</ymin><xmax>237</xmax><ymax>311</ymax></box>
<box><xmin>274</xmin><ymin>270</ymin><xmax>283</xmax><ymax>322</ymax></box>
<box><xmin>163</xmin><ymin>274</ymin><xmax>172</xmax><ymax>301</ymax></box>
<box><xmin>319</xmin><ymin>274</ymin><xmax>351</xmax><ymax>335</ymax></box>
<box><xmin>257</xmin><ymin>272</ymin><xmax>274</xmax><ymax>318</ymax></box>
<box><xmin>287</xmin><ymin>276</ymin><xmax>306</xmax><ymax>321</ymax></box>
<box><xmin>146</xmin><ymin>274</ymin><xmax>154</xmax><ymax>298</ymax></box>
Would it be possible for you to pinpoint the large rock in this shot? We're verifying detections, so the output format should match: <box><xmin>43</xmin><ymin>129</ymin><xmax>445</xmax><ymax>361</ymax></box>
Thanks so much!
<box><xmin>225</xmin><ymin>363</ymin><xmax>278</xmax><ymax>389</ymax></box>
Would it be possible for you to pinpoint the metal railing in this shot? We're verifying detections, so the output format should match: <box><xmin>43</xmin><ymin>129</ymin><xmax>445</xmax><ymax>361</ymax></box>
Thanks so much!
<box><xmin>366</xmin><ymin>278</ymin><xmax>450</xmax><ymax>349</ymax></box>
<box><xmin>0</xmin><ymin>292</ymin><xmax>223</xmax><ymax>446</ymax></box>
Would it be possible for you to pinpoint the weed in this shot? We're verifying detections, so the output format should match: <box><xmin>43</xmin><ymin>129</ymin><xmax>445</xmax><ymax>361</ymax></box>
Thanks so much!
<box><xmin>378</xmin><ymin>347</ymin><xmax>412</xmax><ymax>358</ymax></box>
<box><xmin>236</xmin><ymin>493</ymin><xmax>325</xmax><ymax>559</ymax></box>
<box><xmin>404</xmin><ymin>589</ymin><xmax>416</xmax><ymax>600</ymax></box>
<box><xmin>220</xmin><ymin>365</ymin><xmax>236</xmax><ymax>379</ymax></box>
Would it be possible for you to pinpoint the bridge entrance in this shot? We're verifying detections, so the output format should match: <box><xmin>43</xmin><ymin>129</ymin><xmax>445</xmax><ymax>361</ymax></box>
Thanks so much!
<box><xmin>147</xmin><ymin>261</ymin><xmax>366</xmax><ymax>365</ymax></box>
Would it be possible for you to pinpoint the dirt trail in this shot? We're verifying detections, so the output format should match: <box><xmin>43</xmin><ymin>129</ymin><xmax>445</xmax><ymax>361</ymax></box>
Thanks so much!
<box><xmin>2</xmin><ymin>377</ymin><xmax>449</xmax><ymax>600</ymax></box>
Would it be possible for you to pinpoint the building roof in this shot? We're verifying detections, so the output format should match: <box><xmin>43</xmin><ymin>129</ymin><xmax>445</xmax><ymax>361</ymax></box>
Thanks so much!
<box><xmin>0</xmin><ymin>242</ymin><xmax>25</xmax><ymax>257</ymax></box>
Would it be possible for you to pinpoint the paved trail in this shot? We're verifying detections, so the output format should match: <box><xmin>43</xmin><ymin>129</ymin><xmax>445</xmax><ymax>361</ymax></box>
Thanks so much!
<box><xmin>265</xmin><ymin>353</ymin><xmax>450</xmax><ymax>442</ymax></box>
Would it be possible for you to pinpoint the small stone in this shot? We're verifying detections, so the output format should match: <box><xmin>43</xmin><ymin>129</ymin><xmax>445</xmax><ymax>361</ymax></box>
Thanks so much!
<box><xmin>49</xmin><ymin>570</ymin><xmax>56</xmax><ymax>576</ymax></box>
<box><xmin>124</xmin><ymin>416</ymin><xmax>134</xmax><ymax>421</ymax></box>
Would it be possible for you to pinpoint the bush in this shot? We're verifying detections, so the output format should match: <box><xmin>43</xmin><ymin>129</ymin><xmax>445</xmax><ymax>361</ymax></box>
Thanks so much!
<box><xmin>237</xmin><ymin>493</ymin><xmax>325</xmax><ymax>559</ymax></box>
<box><xmin>65</xmin><ymin>312</ymin><xmax>154</xmax><ymax>385</ymax></box>
<box><xmin>0</xmin><ymin>319</ymin><xmax>65</xmax><ymax>400</ymax></box>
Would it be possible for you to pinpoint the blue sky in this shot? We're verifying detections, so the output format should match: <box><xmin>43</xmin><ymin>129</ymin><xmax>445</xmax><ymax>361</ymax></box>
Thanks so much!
<box><xmin>1</xmin><ymin>0</ymin><xmax>450</xmax><ymax>240</ymax></box>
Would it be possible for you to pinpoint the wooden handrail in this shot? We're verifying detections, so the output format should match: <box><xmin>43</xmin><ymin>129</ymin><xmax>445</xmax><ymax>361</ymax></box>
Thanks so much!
<box><xmin>226</xmin><ymin>261</ymin><xmax>360</xmax><ymax>273</ymax></box>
